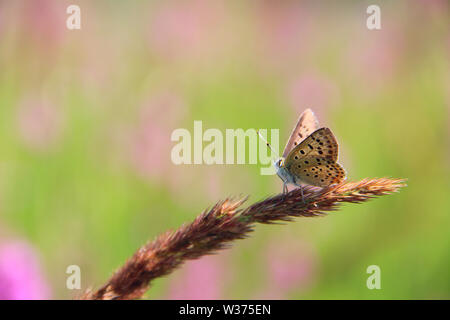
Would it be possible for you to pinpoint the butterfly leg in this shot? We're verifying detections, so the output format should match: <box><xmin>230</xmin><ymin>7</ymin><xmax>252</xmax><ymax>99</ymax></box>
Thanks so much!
<box><xmin>300</xmin><ymin>185</ymin><xmax>305</xmax><ymax>204</ymax></box>
<box><xmin>281</xmin><ymin>182</ymin><xmax>287</xmax><ymax>200</ymax></box>
<box><xmin>283</xmin><ymin>182</ymin><xmax>288</xmax><ymax>195</ymax></box>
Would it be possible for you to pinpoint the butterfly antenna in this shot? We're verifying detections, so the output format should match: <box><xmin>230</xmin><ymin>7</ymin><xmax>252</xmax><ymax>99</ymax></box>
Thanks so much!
<box><xmin>257</xmin><ymin>130</ymin><xmax>280</xmax><ymax>158</ymax></box>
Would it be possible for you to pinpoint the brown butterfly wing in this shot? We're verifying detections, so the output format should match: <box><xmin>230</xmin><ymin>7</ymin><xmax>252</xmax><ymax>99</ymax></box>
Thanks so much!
<box><xmin>288</xmin><ymin>160</ymin><xmax>346</xmax><ymax>187</ymax></box>
<box><xmin>282</xmin><ymin>109</ymin><xmax>319</xmax><ymax>158</ymax></box>
<box><xmin>284</xmin><ymin>127</ymin><xmax>346</xmax><ymax>187</ymax></box>
<box><xmin>285</xmin><ymin>127</ymin><xmax>339</xmax><ymax>163</ymax></box>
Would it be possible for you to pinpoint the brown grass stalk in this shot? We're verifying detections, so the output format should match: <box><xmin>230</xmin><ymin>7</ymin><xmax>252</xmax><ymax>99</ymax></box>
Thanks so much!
<box><xmin>79</xmin><ymin>177</ymin><xmax>406</xmax><ymax>300</ymax></box>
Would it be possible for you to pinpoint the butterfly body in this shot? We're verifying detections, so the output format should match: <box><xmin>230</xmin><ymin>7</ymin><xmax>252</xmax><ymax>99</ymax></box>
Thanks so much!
<box><xmin>273</xmin><ymin>158</ymin><xmax>295</xmax><ymax>183</ymax></box>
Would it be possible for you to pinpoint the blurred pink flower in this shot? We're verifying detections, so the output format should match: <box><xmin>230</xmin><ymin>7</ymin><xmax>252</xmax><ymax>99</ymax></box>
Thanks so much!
<box><xmin>263</xmin><ymin>239</ymin><xmax>317</xmax><ymax>297</ymax></box>
<box><xmin>0</xmin><ymin>5</ymin><xmax>4</xmax><ymax>37</ymax></box>
<box><xmin>128</xmin><ymin>92</ymin><xmax>187</xmax><ymax>181</ymax></box>
<box><xmin>288</xmin><ymin>72</ymin><xmax>339</xmax><ymax>115</ymax></box>
<box><xmin>415</xmin><ymin>0</ymin><xmax>449</xmax><ymax>15</ymax></box>
<box><xmin>255</xmin><ymin>1</ymin><xmax>314</xmax><ymax>71</ymax></box>
<box><xmin>16</xmin><ymin>98</ymin><xmax>64</xmax><ymax>151</ymax></box>
<box><xmin>0</xmin><ymin>241</ymin><xmax>50</xmax><ymax>300</ymax></box>
<box><xmin>76</xmin><ymin>4</ymin><xmax>122</xmax><ymax>93</ymax></box>
<box><xmin>21</xmin><ymin>0</ymin><xmax>66</xmax><ymax>51</ymax></box>
<box><xmin>148</xmin><ymin>0</ymin><xmax>224</xmax><ymax>59</ymax></box>
<box><xmin>132</xmin><ymin>122</ymin><xmax>171</xmax><ymax>178</ymax></box>
<box><xmin>167</xmin><ymin>255</ymin><xmax>227</xmax><ymax>300</ymax></box>
<box><xmin>345</xmin><ymin>27</ymin><xmax>403</xmax><ymax>92</ymax></box>
<box><xmin>205</xmin><ymin>169</ymin><xmax>223</xmax><ymax>201</ymax></box>
<box><xmin>79</xmin><ymin>36</ymin><xmax>116</xmax><ymax>91</ymax></box>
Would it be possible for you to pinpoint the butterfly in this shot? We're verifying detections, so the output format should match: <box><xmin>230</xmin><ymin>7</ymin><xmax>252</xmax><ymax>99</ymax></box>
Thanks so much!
<box><xmin>258</xmin><ymin>109</ymin><xmax>346</xmax><ymax>200</ymax></box>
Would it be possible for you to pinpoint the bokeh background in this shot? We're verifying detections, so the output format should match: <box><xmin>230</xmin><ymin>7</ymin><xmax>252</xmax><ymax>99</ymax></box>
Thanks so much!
<box><xmin>0</xmin><ymin>0</ymin><xmax>449</xmax><ymax>299</ymax></box>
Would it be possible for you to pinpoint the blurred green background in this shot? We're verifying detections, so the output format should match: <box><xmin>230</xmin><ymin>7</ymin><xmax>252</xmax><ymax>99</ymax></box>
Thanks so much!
<box><xmin>0</xmin><ymin>0</ymin><xmax>449</xmax><ymax>299</ymax></box>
